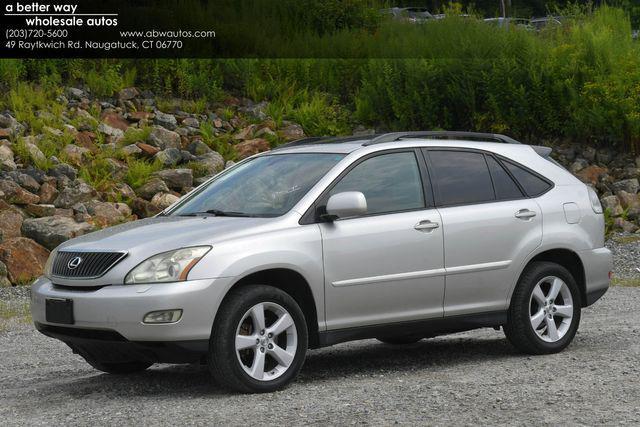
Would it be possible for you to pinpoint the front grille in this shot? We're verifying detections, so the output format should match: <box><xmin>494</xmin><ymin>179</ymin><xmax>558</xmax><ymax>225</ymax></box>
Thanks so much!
<box><xmin>52</xmin><ymin>251</ymin><xmax>127</xmax><ymax>279</ymax></box>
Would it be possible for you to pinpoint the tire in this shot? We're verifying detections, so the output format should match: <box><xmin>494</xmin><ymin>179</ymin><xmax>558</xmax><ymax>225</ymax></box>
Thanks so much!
<box><xmin>376</xmin><ymin>335</ymin><xmax>423</xmax><ymax>345</ymax></box>
<box><xmin>84</xmin><ymin>358</ymin><xmax>152</xmax><ymax>374</ymax></box>
<box><xmin>208</xmin><ymin>285</ymin><xmax>308</xmax><ymax>393</ymax></box>
<box><xmin>504</xmin><ymin>261</ymin><xmax>582</xmax><ymax>355</ymax></box>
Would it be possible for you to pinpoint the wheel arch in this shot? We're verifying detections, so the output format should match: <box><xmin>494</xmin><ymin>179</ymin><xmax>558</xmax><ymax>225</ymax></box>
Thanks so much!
<box><xmin>222</xmin><ymin>268</ymin><xmax>321</xmax><ymax>348</ymax></box>
<box><xmin>518</xmin><ymin>248</ymin><xmax>587</xmax><ymax>307</ymax></box>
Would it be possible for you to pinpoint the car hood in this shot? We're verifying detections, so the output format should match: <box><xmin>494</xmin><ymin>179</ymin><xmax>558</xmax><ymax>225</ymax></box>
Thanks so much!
<box><xmin>59</xmin><ymin>215</ymin><xmax>277</xmax><ymax>253</ymax></box>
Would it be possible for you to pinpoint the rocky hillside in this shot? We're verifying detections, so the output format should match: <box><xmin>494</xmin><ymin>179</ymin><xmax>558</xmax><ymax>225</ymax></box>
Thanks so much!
<box><xmin>0</xmin><ymin>87</ymin><xmax>638</xmax><ymax>286</ymax></box>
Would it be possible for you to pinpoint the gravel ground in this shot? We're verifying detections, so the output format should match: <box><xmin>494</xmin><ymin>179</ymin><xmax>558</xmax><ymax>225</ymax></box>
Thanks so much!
<box><xmin>606</xmin><ymin>233</ymin><xmax>640</xmax><ymax>280</ymax></box>
<box><xmin>0</xmin><ymin>236</ymin><xmax>638</xmax><ymax>426</ymax></box>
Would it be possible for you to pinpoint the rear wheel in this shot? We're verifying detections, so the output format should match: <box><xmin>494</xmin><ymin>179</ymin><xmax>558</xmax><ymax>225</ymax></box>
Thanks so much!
<box><xmin>504</xmin><ymin>261</ymin><xmax>581</xmax><ymax>355</ymax></box>
<box><xmin>209</xmin><ymin>285</ymin><xmax>308</xmax><ymax>393</ymax></box>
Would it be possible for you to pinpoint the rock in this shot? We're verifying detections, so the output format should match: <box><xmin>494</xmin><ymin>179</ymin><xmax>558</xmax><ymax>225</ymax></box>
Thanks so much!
<box><xmin>234</xmin><ymin>125</ymin><xmax>257</xmax><ymax>140</ymax></box>
<box><xmin>617</xmin><ymin>190</ymin><xmax>640</xmax><ymax>210</ymax></box>
<box><xmin>570</xmin><ymin>158</ymin><xmax>589</xmax><ymax>174</ymax></box>
<box><xmin>48</xmin><ymin>163</ymin><xmax>78</xmax><ymax>181</ymax></box>
<box><xmin>611</xmin><ymin>178</ymin><xmax>639</xmax><ymax>194</ymax></box>
<box><xmin>613</xmin><ymin>217</ymin><xmax>639</xmax><ymax>233</ymax></box>
<box><xmin>148</xmin><ymin>126</ymin><xmax>181</xmax><ymax>150</ymax></box>
<box><xmin>61</xmin><ymin>144</ymin><xmax>91</xmax><ymax>166</ymax></box>
<box><xmin>152</xmin><ymin>168</ymin><xmax>193</xmax><ymax>191</ymax></box>
<box><xmin>582</xmin><ymin>146</ymin><xmax>596</xmax><ymax>162</ymax></box>
<box><xmin>255</xmin><ymin>126</ymin><xmax>276</xmax><ymax>138</ymax></box>
<box><xmin>154</xmin><ymin>111</ymin><xmax>178</xmax><ymax>130</ymax></box>
<box><xmin>22</xmin><ymin>216</ymin><xmax>94</xmax><ymax>251</ymax></box>
<box><xmin>0</xmin><ymin>113</ymin><xmax>25</xmax><ymax>137</ymax></box>
<box><xmin>53</xmin><ymin>181</ymin><xmax>98</xmax><ymax>208</ymax></box>
<box><xmin>135</xmin><ymin>177</ymin><xmax>170</xmax><ymax>200</ymax></box>
<box><xmin>118</xmin><ymin>87</ymin><xmax>139</xmax><ymax>100</ymax></box>
<box><xmin>84</xmin><ymin>200</ymin><xmax>125</xmax><ymax>225</ymax></box>
<box><xmin>0</xmin><ymin>237</ymin><xmax>49</xmax><ymax>284</ymax></box>
<box><xmin>180</xmin><ymin>150</ymin><xmax>197</xmax><ymax>163</ymax></box>
<box><xmin>151</xmin><ymin>192</ymin><xmax>180</xmax><ymax>210</ymax></box>
<box><xmin>66</xmin><ymin>87</ymin><xmax>85</xmax><ymax>100</ymax></box>
<box><xmin>0</xmin><ymin>179</ymin><xmax>39</xmax><ymax>205</ymax></box>
<box><xmin>136</xmin><ymin>142</ymin><xmax>161</xmax><ymax>157</ymax></box>
<box><xmin>111</xmin><ymin>183</ymin><xmax>136</xmax><ymax>201</ymax></box>
<box><xmin>104</xmin><ymin>158</ymin><xmax>129</xmax><ymax>179</ymax></box>
<box><xmin>0</xmin><ymin>145</ymin><xmax>16</xmax><ymax>171</ymax></box>
<box><xmin>24</xmin><ymin>142</ymin><xmax>46</xmax><ymax>165</ymax></box>
<box><xmin>182</xmin><ymin>117</ymin><xmax>200</xmax><ymax>128</ymax></box>
<box><xmin>575</xmin><ymin>165</ymin><xmax>608</xmax><ymax>186</ymax></box>
<box><xmin>601</xmin><ymin>195</ymin><xmax>623</xmax><ymax>217</ymax></box>
<box><xmin>114</xmin><ymin>202</ymin><xmax>132</xmax><ymax>218</ymax></box>
<box><xmin>279</xmin><ymin>123</ymin><xmax>305</xmax><ymax>141</ymax></box>
<box><xmin>6</xmin><ymin>171</ymin><xmax>40</xmax><ymax>193</ymax></box>
<box><xmin>43</xmin><ymin>126</ymin><xmax>64</xmax><ymax>138</ymax></box>
<box><xmin>154</xmin><ymin>148</ymin><xmax>182</xmax><ymax>167</ymax></box>
<box><xmin>225</xmin><ymin>160</ymin><xmax>236</xmax><ymax>169</ymax></box>
<box><xmin>128</xmin><ymin>111</ymin><xmax>153</xmax><ymax>122</ymax></box>
<box><xmin>131</xmin><ymin>197</ymin><xmax>161</xmax><ymax>218</ymax></box>
<box><xmin>195</xmin><ymin>151</ymin><xmax>225</xmax><ymax>175</ymax></box>
<box><xmin>187</xmin><ymin>140</ymin><xmax>211</xmax><ymax>156</ymax></box>
<box><xmin>235</xmin><ymin>138</ymin><xmax>270</xmax><ymax>159</ymax></box>
<box><xmin>0</xmin><ymin>260</ymin><xmax>10</xmax><ymax>287</ymax></box>
<box><xmin>596</xmin><ymin>149</ymin><xmax>613</xmax><ymax>164</ymax></box>
<box><xmin>101</xmin><ymin>112</ymin><xmax>129</xmax><ymax>132</ymax></box>
<box><xmin>121</xmin><ymin>144</ymin><xmax>142</xmax><ymax>157</ymax></box>
<box><xmin>74</xmin><ymin>131</ymin><xmax>99</xmax><ymax>153</ymax></box>
<box><xmin>25</xmin><ymin>204</ymin><xmax>56</xmax><ymax>218</ymax></box>
<box><xmin>38</xmin><ymin>182</ymin><xmax>59</xmax><ymax>204</ymax></box>
<box><xmin>0</xmin><ymin>201</ymin><xmax>24</xmax><ymax>239</ymax></box>
<box><xmin>97</xmin><ymin>123</ymin><xmax>124</xmax><ymax>142</ymax></box>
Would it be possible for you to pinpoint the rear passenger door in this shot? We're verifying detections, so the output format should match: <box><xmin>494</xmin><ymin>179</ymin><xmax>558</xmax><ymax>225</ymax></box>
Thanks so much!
<box><xmin>423</xmin><ymin>149</ymin><xmax>545</xmax><ymax>316</ymax></box>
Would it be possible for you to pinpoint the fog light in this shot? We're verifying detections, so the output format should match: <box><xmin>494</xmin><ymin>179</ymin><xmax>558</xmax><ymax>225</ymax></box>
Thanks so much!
<box><xmin>143</xmin><ymin>309</ymin><xmax>182</xmax><ymax>324</ymax></box>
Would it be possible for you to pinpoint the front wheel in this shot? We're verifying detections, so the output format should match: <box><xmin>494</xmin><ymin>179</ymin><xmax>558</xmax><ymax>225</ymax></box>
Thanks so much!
<box><xmin>504</xmin><ymin>261</ymin><xmax>581</xmax><ymax>355</ymax></box>
<box><xmin>209</xmin><ymin>285</ymin><xmax>308</xmax><ymax>393</ymax></box>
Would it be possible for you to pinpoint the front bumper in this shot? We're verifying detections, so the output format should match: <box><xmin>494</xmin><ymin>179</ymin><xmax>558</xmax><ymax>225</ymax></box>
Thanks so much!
<box><xmin>579</xmin><ymin>247</ymin><xmax>613</xmax><ymax>306</ymax></box>
<box><xmin>31</xmin><ymin>275</ymin><xmax>234</xmax><ymax>342</ymax></box>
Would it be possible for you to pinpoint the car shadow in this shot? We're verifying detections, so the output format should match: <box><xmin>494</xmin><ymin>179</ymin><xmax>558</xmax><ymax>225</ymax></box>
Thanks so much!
<box><xmin>38</xmin><ymin>334</ymin><xmax>521</xmax><ymax>398</ymax></box>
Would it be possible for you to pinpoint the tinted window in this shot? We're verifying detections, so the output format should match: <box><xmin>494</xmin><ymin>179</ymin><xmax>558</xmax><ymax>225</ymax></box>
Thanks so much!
<box><xmin>503</xmin><ymin>160</ymin><xmax>552</xmax><ymax>196</ymax></box>
<box><xmin>429</xmin><ymin>150</ymin><xmax>494</xmax><ymax>205</ymax></box>
<box><xmin>486</xmin><ymin>156</ymin><xmax>524</xmax><ymax>200</ymax></box>
<box><xmin>330</xmin><ymin>152</ymin><xmax>425</xmax><ymax>215</ymax></box>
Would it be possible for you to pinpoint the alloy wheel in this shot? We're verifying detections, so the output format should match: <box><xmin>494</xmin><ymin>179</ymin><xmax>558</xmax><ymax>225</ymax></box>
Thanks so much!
<box><xmin>235</xmin><ymin>302</ymin><xmax>298</xmax><ymax>381</ymax></box>
<box><xmin>528</xmin><ymin>276</ymin><xmax>574</xmax><ymax>343</ymax></box>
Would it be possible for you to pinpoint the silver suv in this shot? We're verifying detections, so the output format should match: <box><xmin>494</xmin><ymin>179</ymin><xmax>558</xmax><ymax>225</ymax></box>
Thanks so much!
<box><xmin>31</xmin><ymin>132</ymin><xmax>612</xmax><ymax>393</ymax></box>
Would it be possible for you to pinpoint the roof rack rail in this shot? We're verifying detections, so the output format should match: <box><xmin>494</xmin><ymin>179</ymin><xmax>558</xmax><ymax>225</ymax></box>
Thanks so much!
<box><xmin>363</xmin><ymin>131</ymin><xmax>521</xmax><ymax>146</ymax></box>
<box><xmin>273</xmin><ymin>135</ymin><xmax>381</xmax><ymax>151</ymax></box>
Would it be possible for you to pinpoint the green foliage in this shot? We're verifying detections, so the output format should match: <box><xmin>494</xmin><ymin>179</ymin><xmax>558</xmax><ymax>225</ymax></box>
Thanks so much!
<box><xmin>200</xmin><ymin>123</ymin><xmax>236</xmax><ymax>161</ymax></box>
<box><xmin>79</xmin><ymin>156</ymin><xmax>114</xmax><ymax>192</ymax></box>
<box><xmin>125</xmin><ymin>158</ymin><xmax>163</xmax><ymax>189</ymax></box>
<box><xmin>185</xmin><ymin>161</ymin><xmax>211</xmax><ymax>178</ymax></box>
<box><xmin>119</xmin><ymin>126</ymin><xmax>152</xmax><ymax>147</ymax></box>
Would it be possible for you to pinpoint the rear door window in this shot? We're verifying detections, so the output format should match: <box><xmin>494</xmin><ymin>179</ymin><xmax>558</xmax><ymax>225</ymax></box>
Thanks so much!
<box><xmin>427</xmin><ymin>150</ymin><xmax>495</xmax><ymax>206</ymax></box>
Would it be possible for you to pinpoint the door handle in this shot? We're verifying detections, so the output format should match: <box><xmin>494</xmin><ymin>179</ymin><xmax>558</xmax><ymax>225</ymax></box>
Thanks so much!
<box><xmin>414</xmin><ymin>220</ymin><xmax>440</xmax><ymax>232</ymax></box>
<box><xmin>515</xmin><ymin>209</ymin><xmax>537</xmax><ymax>220</ymax></box>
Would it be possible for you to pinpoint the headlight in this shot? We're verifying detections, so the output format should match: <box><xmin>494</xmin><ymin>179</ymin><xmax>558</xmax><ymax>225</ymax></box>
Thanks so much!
<box><xmin>44</xmin><ymin>248</ymin><xmax>58</xmax><ymax>278</ymax></box>
<box><xmin>587</xmin><ymin>186</ymin><xmax>603</xmax><ymax>214</ymax></box>
<box><xmin>124</xmin><ymin>246</ymin><xmax>211</xmax><ymax>284</ymax></box>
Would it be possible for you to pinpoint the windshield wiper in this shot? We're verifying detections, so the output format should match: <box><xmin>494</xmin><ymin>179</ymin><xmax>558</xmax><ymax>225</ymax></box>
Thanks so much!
<box><xmin>179</xmin><ymin>209</ymin><xmax>254</xmax><ymax>217</ymax></box>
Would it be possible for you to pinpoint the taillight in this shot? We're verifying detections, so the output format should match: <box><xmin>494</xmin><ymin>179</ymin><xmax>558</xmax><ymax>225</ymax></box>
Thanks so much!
<box><xmin>587</xmin><ymin>186</ymin><xmax>603</xmax><ymax>214</ymax></box>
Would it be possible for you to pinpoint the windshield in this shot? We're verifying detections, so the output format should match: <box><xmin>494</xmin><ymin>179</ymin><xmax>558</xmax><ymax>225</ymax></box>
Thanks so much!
<box><xmin>170</xmin><ymin>153</ymin><xmax>346</xmax><ymax>217</ymax></box>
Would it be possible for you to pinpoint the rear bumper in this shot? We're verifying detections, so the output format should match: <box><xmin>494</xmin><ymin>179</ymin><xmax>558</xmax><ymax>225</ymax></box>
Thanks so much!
<box><xmin>579</xmin><ymin>247</ymin><xmax>612</xmax><ymax>306</ymax></box>
<box><xmin>30</xmin><ymin>275</ymin><xmax>235</xmax><ymax>342</ymax></box>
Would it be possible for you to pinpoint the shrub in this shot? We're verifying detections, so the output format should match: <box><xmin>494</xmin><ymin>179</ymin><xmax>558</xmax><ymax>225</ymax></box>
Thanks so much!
<box><xmin>125</xmin><ymin>158</ymin><xmax>163</xmax><ymax>189</ymax></box>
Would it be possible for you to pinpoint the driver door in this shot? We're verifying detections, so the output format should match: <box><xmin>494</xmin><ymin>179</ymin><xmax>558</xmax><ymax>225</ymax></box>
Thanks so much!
<box><xmin>319</xmin><ymin>150</ymin><xmax>445</xmax><ymax>330</ymax></box>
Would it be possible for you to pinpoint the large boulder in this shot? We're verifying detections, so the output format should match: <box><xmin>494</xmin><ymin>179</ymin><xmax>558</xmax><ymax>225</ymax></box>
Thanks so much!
<box><xmin>101</xmin><ymin>112</ymin><xmax>129</xmax><ymax>132</ymax></box>
<box><xmin>575</xmin><ymin>165</ymin><xmax>608</xmax><ymax>186</ymax></box>
<box><xmin>6</xmin><ymin>171</ymin><xmax>40</xmax><ymax>193</ymax></box>
<box><xmin>84</xmin><ymin>200</ymin><xmax>126</xmax><ymax>225</ymax></box>
<box><xmin>0</xmin><ymin>179</ymin><xmax>39</xmax><ymax>205</ymax></box>
<box><xmin>0</xmin><ymin>237</ymin><xmax>49</xmax><ymax>284</ymax></box>
<box><xmin>0</xmin><ymin>201</ymin><xmax>24</xmax><ymax>239</ymax></box>
<box><xmin>135</xmin><ymin>177</ymin><xmax>170</xmax><ymax>200</ymax></box>
<box><xmin>235</xmin><ymin>138</ymin><xmax>270</xmax><ymax>159</ymax></box>
<box><xmin>21</xmin><ymin>216</ymin><xmax>94</xmax><ymax>250</ymax></box>
<box><xmin>25</xmin><ymin>204</ymin><xmax>56</xmax><ymax>218</ymax></box>
<box><xmin>154</xmin><ymin>148</ymin><xmax>182</xmax><ymax>167</ymax></box>
<box><xmin>151</xmin><ymin>192</ymin><xmax>180</xmax><ymax>210</ymax></box>
<box><xmin>279</xmin><ymin>123</ymin><xmax>305</xmax><ymax>141</ymax></box>
<box><xmin>611</xmin><ymin>178</ymin><xmax>639</xmax><ymax>195</ymax></box>
<box><xmin>186</xmin><ymin>140</ymin><xmax>212</xmax><ymax>156</ymax></box>
<box><xmin>53</xmin><ymin>181</ymin><xmax>98</xmax><ymax>208</ymax></box>
<box><xmin>0</xmin><ymin>260</ymin><xmax>10</xmax><ymax>287</ymax></box>
<box><xmin>117</xmin><ymin>87</ymin><xmax>139</xmax><ymax>101</ymax></box>
<box><xmin>154</xmin><ymin>111</ymin><xmax>178</xmax><ymax>130</ymax></box>
<box><xmin>152</xmin><ymin>168</ymin><xmax>193</xmax><ymax>191</ymax></box>
<box><xmin>38</xmin><ymin>182</ymin><xmax>59</xmax><ymax>204</ymax></box>
<box><xmin>97</xmin><ymin>123</ymin><xmax>124</xmax><ymax>142</ymax></box>
<box><xmin>148</xmin><ymin>126</ymin><xmax>181</xmax><ymax>150</ymax></box>
<box><xmin>195</xmin><ymin>152</ymin><xmax>225</xmax><ymax>176</ymax></box>
<box><xmin>0</xmin><ymin>145</ymin><xmax>16</xmax><ymax>171</ymax></box>
<box><xmin>131</xmin><ymin>197</ymin><xmax>162</xmax><ymax>218</ymax></box>
<box><xmin>61</xmin><ymin>144</ymin><xmax>91</xmax><ymax>166</ymax></box>
<box><xmin>601</xmin><ymin>195</ymin><xmax>623</xmax><ymax>217</ymax></box>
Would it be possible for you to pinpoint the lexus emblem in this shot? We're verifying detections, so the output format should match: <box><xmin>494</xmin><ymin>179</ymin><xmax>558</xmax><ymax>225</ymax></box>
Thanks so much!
<box><xmin>67</xmin><ymin>257</ymin><xmax>83</xmax><ymax>270</ymax></box>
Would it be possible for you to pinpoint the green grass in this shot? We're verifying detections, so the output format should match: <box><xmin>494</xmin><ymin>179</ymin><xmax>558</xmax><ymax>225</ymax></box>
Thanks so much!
<box><xmin>200</xmin><ymin>122</ymin><xmax>237</xmax><ymax>161</ymax></box>
<box><xmin>125</xmin><ymin>158</ymin><xmax>163</xmax><ymax>189</ymax></box>
<box><xmin>119</xmin><ymin>126</ymin><xmax>152</xmax><ymax>147</ymax></box>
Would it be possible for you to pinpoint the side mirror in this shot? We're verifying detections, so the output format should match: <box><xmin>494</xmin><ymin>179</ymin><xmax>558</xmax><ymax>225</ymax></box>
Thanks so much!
<box><xmin>324</xmin><ymin>191</ymin><xmax>367</xmax><ymax>220</ymax></box>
